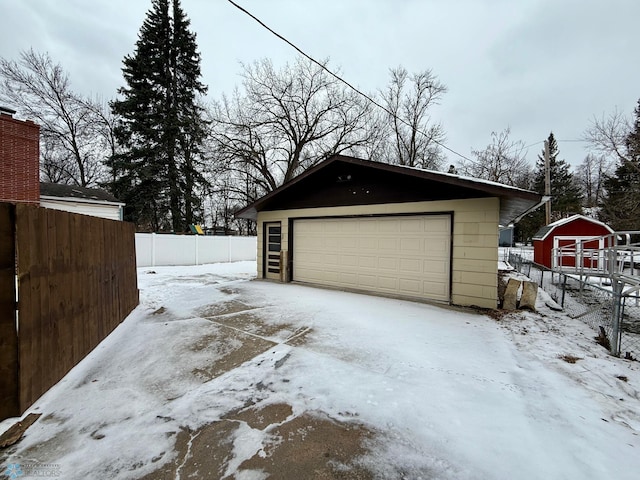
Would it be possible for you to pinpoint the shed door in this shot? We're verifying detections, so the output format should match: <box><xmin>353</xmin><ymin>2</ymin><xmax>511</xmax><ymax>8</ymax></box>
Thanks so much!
<box><xmin>292</xmin><ymin>215</ymin><xmax>451</xmax><ymax>302</ymax></box>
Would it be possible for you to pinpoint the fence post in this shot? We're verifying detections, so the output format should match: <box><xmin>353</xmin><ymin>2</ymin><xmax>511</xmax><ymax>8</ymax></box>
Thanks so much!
<box><xmin>195</xmin><ymin>235</ymin><xmax>199</xmax><ymax>265</ymax></box>
<box><xmin>561</xmin><ymin>274</ymin><xmax>567</xmax><ymax>307</ymax></box>
<box><xmin>611</xmin><ymin>280</ymin><xmax>623</xmax><ymax>356</ymax></box>
<box><xmin>0</xmin><ymin>203</ymin><xmax>19</xmax><ymax>419</ymax></box>
<box><xmin>151</xmin><ymin>232</ymin><xmax>156</xmax><ymax>267</ymax></box>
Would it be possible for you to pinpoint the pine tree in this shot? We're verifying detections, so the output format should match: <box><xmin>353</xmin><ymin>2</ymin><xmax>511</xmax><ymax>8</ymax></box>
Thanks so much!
<box><xmin>532</xmin><ymin>133</ymin><xmax>582</xmax><ymax>217</ymax></box>
<box><xmin>600</xmin><ymin>99</ymin><xmax>640</xmax><ymax>230</ymax></box>
<box><xmin>110</xmin><ymin>0</ymin><xmax>208</xmax><ymax>231</ymax></box>
<box><xmin>515</xmin><ymin>132</ymin><xmax>582</xmax><ymax>242</ymax></box>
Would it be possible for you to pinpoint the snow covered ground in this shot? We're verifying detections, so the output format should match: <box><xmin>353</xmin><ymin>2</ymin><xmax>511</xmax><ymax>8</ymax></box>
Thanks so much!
<box><xmin>2</xmin><ymin>261</ymin><xmax>640</xmax><ymax>479</ymax></box>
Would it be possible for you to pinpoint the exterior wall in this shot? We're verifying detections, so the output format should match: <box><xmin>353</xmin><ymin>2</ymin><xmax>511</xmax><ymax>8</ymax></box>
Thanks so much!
<box><xmin>0</xmin><ymin>113</ymin><xmax>40</xmax><ymax>203</ymax></box>
<box><xmin>256</xmin><ymin>197</ymin><xmax>499</xmax><ymax>309</ymax></box>
<box><xmin>533</xmin><ymin>239</ymin><xmax>546</xmax><ymax>266</ymax></box>
<box><xmin>534</xmin><ymin>219</ymin><xmax>613</xmax><ymax>268</ymax></box>
<box><xmin>40</xmin><ymin>198</ymin><xmax>123</xmax><ymax>221</ymax></box>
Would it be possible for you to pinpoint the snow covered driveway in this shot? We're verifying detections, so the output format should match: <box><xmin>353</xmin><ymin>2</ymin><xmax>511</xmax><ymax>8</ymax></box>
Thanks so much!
<box><xmin>2</xmin><ymin>261</ymin><xmax>640</xmax><ymax>479</ymax></box>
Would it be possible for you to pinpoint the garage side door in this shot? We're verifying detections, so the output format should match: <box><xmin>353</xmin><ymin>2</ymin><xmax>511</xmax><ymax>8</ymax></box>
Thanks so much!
<box><xmin>293</xmin><ymin>215</ymin><xmax>451</xmax><ymax>302</ymax></box>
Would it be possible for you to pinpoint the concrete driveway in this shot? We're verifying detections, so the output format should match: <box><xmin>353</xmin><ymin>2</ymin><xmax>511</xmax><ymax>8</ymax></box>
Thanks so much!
<box><xmin>2</xmin><ymin>262</ymin><xmax>639</xmax><ymax>480</ymax></box>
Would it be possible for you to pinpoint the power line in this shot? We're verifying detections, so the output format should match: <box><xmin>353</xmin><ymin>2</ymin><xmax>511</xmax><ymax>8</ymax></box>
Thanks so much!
<box><xmin>226</xmin><ymin>0</ymin><xmax>474</xmax><ymax>163</ymax></box>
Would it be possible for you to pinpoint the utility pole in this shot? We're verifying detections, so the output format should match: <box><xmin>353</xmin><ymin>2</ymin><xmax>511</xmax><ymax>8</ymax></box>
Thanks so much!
<box><xmin>544</xmin><ymin>139</ymin><xmax>551</xmax><ymax>225</ymax></box>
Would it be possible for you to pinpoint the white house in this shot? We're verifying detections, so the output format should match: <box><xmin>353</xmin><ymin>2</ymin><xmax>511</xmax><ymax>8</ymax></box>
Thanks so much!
<box><xmin>40</xmin><ymin>183</ymin><xmax>125</xmax><ymax>221</ymax></box>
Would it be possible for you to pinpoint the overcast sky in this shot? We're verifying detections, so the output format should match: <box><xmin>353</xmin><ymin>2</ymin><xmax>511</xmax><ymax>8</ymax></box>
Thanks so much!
<box><xmin>1</xmin><ymin>0</ymin><xmax>639</xmax><ymax>168</ymax></box>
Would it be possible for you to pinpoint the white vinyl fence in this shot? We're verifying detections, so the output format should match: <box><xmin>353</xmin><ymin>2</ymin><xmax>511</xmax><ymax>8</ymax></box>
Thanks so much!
<box><xmin>135</xmin><ymin>233</ymin><xmax>257</xmax><ymax>267</ymax></box>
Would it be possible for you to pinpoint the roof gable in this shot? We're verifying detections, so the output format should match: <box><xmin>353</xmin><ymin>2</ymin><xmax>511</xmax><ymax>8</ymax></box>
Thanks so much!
<box><xmin>532</xmin><ymin>214</ymin><xmax>614</xmax><ymax>241</ymax></box>
<box><xmin>235</xmin><ymin>155</ymin><xmax>543</xmax><ymax>226</ymax></box>
<box><xmin>261</xmin><ymin>160</ymin><xmax>495</xmax><ymax>211</ymax></box>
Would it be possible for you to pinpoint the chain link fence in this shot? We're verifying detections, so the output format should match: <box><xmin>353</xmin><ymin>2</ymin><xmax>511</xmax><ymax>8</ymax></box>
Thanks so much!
<box><xmin>508</xmin><ymin>252</ymin><xmax>639</xmax><ymax>360</ymax></box>
<box><xmin>621</xmin><ymin>295</ymin><xmax>640</xmax><ymax>359</ymax></box>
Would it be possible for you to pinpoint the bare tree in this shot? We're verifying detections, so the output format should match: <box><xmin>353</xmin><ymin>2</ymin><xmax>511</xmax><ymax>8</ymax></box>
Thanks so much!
<box><xmin>0</xmin><ymin>49</ymin><xmax>107</xmax><ymax>186</ymax></box>
<box><xmin>575</xmin><ymin>153</ymin><xmax>612</xmax><ymax>208</ymax></box>
<box><xmin>457</xmin><ymin>128</ymin><xmax>532</xmax><ymax>188</ymax></box>
<box><xmin>379</xmin><ymin>66</ymin><xmax>447</xmax><ymax>170</ymax></box>
<box><xmin>583</xmin><ymin>108</ymin><xmax>631</xmax><ymax>163</ymax></box>
<box><xmin>211</xmin><ymin>57</ymin><xmax>378</xmax><ymax>198</ymax></box>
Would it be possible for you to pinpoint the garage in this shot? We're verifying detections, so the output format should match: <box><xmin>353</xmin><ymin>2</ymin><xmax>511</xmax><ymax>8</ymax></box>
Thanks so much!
<box><xmin>235</xmin><ymin>154</ymin><xmax>544</xmax><ymax>309</ymax></box>
<box><xmin>293</xmin><ymin>215</ymin><xmax>451</xmax><ymax>302</ymax></box>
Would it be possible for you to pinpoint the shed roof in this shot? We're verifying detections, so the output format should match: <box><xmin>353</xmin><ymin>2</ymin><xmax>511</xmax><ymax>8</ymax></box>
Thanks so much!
<box><xmin>532</xmin><ymin>214</ymin><xmax>614</xmax><ymax>241</ymax></box>
<box><xmin>40</xmin><ymin>182</ymin><xmax>123</xmax><ymax>205</ymax></box>
<box><xmin>235</xmin><ymin>155</ymin><xmax>544</xmax><ymax>225</ymax></box>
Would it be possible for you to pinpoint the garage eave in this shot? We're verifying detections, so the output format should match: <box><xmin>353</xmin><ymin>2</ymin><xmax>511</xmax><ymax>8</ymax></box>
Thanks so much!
<box><xmin>235</xmin><ymin>154</ymin><xmax>543</xmax><ymax>223</ymax></box>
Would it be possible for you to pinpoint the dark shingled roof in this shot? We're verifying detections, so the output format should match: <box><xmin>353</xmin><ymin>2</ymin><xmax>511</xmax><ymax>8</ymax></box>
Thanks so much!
<box><xmin>532</xmin><ymin>225</ymin><xmax>554</xmax><ymax>240</ymax></box>
<box><xmin>40</xmin><ymin>183</ymin><xmax>122</xmax><ymax>204</ymax></box>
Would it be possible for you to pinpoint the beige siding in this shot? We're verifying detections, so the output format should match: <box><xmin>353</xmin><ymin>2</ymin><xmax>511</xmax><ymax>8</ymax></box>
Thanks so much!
<box><xmin>256</xmin><ymin>197</ymin><xmax>499</xmax><ymax>309</ymax></box>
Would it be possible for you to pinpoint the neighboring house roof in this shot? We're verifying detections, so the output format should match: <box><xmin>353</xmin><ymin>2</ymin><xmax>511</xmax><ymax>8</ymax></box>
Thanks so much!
<box><xmin>235</xmin><ymin>154</ymin><xmax>545</xmax><ymax>226</ymax></box>
<box><xmin>40</xmin><ymin>183</ymin><xmax>124</xmax><ymax>205</ymax></box>
<box><xmin>532</xmin><ymin>214</ymin><xmax>614</xmax><ymax>241</ymax></box>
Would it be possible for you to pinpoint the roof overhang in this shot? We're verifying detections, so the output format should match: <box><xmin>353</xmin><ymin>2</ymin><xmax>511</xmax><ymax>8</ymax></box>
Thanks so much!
<box><xmin>40</xmin><ymin>195</ymin><xmax>125</xmax><ymax>207</ymax></box>
<box><xmin>235</xmin><ymin>155</ymin><xmax>544</xmax><ymax>226</ymax></box>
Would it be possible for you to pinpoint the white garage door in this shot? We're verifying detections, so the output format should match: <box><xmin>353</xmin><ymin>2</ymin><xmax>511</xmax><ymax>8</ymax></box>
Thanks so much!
<box><xmin>293</xmin><ymin>215</ymin><xmax>451</xmax><ymax>302</ymax></box>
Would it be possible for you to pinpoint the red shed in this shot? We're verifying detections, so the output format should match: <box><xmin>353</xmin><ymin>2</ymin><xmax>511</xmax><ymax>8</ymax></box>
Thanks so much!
<box><xmin>533</xmin><ymin>215</ymin><xmax>614</xmax><ymax>269</ymax></box>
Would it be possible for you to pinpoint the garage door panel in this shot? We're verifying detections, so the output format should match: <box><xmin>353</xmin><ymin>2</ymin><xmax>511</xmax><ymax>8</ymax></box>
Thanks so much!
<box><xmin>398</xmin><ymin>258</ymin><xmax>421</xmax><ymax>273</ymax></box>
<box><xmin>293</xmin><ymin>215</ymin><xmax>451</xmax><ymax>302</ymax></box>
<box><xmin>359</xmin><ymin>274</ymin><xmax>378</xmax><ymax>288</ymax></box>
<box><xmin>398</xmin><ymin>278</ymin><xmax>422</xmax><ymax>294</ymax></box>
<box><xmin>359</xmin><ymin>256</ymin><xmax>377</xmax><ymax>268</ymax></box>
<box><xmin>341</xmin><ymin>255</ymin><xmax>358</xmax><ymax>267</ymax></box>
<box><xmin>359</xmin><ymin>221</ymin><xmax>378</xmax><ymax>233</ymax></box>
<box><xmin>378</xmin><ymin>220</ymin><xmax>398</xmax><ymax>233</ymax></box>
<box><xmin>358</xmin><ymin>237</ymin><xmax>377</xmax><ymax>249</ymax></box>
<box><xmin>339</xmin><ymin>272</ymin><xmax>358</xmax><ymax>284</ymax></box>
<box><xmin>379</xmin><ymin>257</ymin><xmax>398</xmax><ymax>270</ymax></box>
<box><xmin>399</xmin><ymin>218</ymin><xmax>424</xmax><ymax>232</ymax></box>
<box><xmin>424</xmin><ymin>259</ymin><xmax>448</xmax><ymax>274</ymax></box>
<box><xmin>423</xmin><ymin>239</ymin><xmax>449</xmax><ymax>256</ymax></box>
<box><xmin>399</xmin><ymin>237</ymin><xmax>422</xmax><ymax>252</ymax></box>
<box><xmin>378</xmin><ymin>276</ymin><xmax>398</xmax><ymax>290</ymax></box>
<box><xmin>378</xmin><ymin>238</ymin><xmax>398</xmax><ymax>251</ymax></box>
<box><xmin>424</xmin><ymin>281</ymin><xmax>448</xmax><ymax>296</ymax></box>
<box><xmin>339</xmin><ymin>222</ymin><xmax>359</xmax><ymax>234</ymax></box>
<box><xmin>425</xmin><ymin>217</ymin><xmax>450</xmax><ymax>232</ymax></box>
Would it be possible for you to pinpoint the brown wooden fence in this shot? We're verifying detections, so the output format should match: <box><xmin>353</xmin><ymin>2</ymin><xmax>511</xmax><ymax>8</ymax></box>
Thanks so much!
<box><xmin>0</xmin><ymin>203</ymin><xmax>138</xmax><ymax>420</ymax></box>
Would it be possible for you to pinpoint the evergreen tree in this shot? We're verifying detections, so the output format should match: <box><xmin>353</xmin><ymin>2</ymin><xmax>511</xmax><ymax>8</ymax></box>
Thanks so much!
<box><xmin>516</xmin><ymin>132</ymin><xmax>582</xmax><ymax>242</ymax></box>
<box><xmin>110</xmin><ymin>0</ymin><xmax>208</xmax><ymax>231</ymax></box>
<box><xmin>600</xmin><ymin>99</ymin><xmax>640</xmax><ymax>230</ymax></box>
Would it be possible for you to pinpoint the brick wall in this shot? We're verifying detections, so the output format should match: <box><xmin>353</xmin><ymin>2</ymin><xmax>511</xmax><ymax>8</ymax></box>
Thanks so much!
<box><xmin>0</xmin><ymin>111</ymin><xmax>40</xmax><ymax>203</ymax></box>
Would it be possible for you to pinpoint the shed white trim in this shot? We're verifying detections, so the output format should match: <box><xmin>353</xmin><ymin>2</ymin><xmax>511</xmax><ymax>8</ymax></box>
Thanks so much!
<box><xmin>533</xmin><ymin>214</ymin><xmax>614</xmax><ymax>241</ymax></box>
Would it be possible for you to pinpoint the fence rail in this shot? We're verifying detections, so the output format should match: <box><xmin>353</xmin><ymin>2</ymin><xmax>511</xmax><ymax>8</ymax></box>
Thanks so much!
<box><xmin>135</xmin><ymin>233</ymin><xmax>256</xmax><ymax>267</ymax></box>
<box><xmin>0</xmin><ymin>203</ymin><xmax>139</xmax><ymax>420</ymax></box>
<box><xmin>508</xmin><ymin>251</ymin><xmax>640</xmax><ymax>359</ymax></box>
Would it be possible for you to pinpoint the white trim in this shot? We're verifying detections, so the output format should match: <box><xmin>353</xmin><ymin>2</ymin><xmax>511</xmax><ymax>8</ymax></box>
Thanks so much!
<box><xmin>536</xmin><ymin>214</ymin><xmax>614</xmax><ymax>241</ymax></box>
<box><xmin>40</xmin><ymin>194</ymin><xmax>125</xmax><ymax>207</ymax></box>
<box><xmin>552</xmin><ymin>235</ymin><xmax>605</xmax><ymax>269</ymax></box>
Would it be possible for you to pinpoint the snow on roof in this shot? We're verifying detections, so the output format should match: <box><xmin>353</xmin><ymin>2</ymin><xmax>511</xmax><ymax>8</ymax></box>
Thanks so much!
<box><xmin>397</xmin><ymin>163</ymin><xmax>536</xmax><ymax>195</ymax></box>
<box><xmin>40</xmin><ymin>182</ymin><xmax>123</xmax><ymax>204</ymax></box>
<box><xmin>532</xmin><ymin>214</ymin><xmax>614</xmax><ymax>241</ymax></box>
